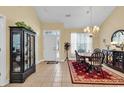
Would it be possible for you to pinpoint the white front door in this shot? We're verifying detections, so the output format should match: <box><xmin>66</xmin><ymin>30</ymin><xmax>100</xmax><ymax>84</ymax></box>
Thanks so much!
<box><xmin>44</xmin><ymin>31</ymin><xmax>60</xmax><ymax>61</ymax></box>
<box><xmin>0</xmin><ymin>16</ymin><xmax>7</xmax><ymax>86</ymax></box>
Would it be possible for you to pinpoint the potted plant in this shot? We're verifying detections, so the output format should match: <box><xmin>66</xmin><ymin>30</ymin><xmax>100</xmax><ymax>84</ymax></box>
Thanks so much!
<box><xmin>64</xmin><ymin>42</ymin><xmax>71</xmax><ymax>61</ymax></box>
<box><xmin>15</xmin><ymin>21</ymin><xmax>32</xmax><ymax>30</ymax></box>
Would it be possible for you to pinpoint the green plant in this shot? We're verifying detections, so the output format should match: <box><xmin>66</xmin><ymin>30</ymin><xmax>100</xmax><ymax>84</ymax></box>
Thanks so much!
<box><xmin>15</xmin><ymin>21</ymin><xmax>32</xmax><ymax>30</ymax></box>
<box><xmin>64</xmin><ymin>42</ymin><xmax>70</xmax><ymax>51</ymax></box>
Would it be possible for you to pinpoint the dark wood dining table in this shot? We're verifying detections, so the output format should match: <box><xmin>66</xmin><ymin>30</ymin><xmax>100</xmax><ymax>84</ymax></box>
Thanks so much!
<box><xmin>78</xmin><ymin>53</ymin><xmax>92</xmax><ymax>61</ymax></box>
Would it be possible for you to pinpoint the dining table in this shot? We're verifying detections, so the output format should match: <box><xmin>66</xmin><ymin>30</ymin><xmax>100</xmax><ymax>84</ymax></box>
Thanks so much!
<box><xmin>78</xmin><ymin>52</ymin><xmax>92</xmax><ymax>61</ymax></box>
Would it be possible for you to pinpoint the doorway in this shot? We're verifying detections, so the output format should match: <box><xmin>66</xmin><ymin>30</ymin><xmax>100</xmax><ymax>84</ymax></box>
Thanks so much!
<box><xmin>43</xmin><ymin>30</ymin><xmax>60</xmax><ymax>63</ymax></box>
<box><xmin>0</xmin><ymin>16</ymin><xmax>7</xmax><ymax>86</ymax></box>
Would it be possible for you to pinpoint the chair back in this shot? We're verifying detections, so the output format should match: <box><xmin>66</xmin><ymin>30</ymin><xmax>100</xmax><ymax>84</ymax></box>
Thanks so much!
<box><xmin>93</xmin><ymin>48</ymin><xmax>101</xmax><ymax>53</ymax></box>
<box><xmin>91</xmin><ymin>52</ymin><xmax>104</xmax><ymax>66</ymax></box>
<box><xmin>75</xmin><ymin>50</ymin><xmax>80</xmax><ymax>62</ymax></box>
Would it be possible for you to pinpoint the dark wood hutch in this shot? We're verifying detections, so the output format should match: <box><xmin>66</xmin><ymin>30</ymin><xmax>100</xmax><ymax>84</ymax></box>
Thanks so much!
<box><xmin>102</xmin><ymin>49</ymin><xmax>124</xmax><ymax>73</ymax></box>
<box><xmin>10</xmin><ymin>26</ymin><xmax>36</xmax><ymax>83</ymax></box>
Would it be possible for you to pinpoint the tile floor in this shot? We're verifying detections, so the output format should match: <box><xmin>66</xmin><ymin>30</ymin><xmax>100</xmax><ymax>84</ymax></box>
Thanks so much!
<box><xmin>6</xmin><ymin>62</ymin><xmax>124</xmax><ymax>87</ymax></box>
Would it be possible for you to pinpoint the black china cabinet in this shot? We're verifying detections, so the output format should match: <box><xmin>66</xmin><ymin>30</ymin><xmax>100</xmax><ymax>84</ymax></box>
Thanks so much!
<box><xmin>10</xmin><ymin>26</ymin><xmax>36</xmax><ymax>83</ymax></box>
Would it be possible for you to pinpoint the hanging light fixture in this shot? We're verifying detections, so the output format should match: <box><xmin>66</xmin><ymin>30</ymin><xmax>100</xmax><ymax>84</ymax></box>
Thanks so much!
<box><xmin>84</xmin><ymin>6</ymin><xmax>100</xmax><ymax>35</ymax></box>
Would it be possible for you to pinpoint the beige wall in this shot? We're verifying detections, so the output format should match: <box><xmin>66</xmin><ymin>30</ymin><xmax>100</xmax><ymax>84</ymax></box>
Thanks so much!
<box><xmin>99</xmin><ymin>7</ymin><xmax>124</xmax><ymax>49</ymax></box>
<box><xmin>0</xmin><ymin>6</ymin><xmax>42</xmax><ymax>80</ymax></box>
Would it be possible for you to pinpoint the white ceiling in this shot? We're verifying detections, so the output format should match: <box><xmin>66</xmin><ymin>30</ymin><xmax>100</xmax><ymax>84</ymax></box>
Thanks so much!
<box><xmin>34</xmin><ymin>6</ymin><xmax>116</xmax><ymax>28</ymax></box>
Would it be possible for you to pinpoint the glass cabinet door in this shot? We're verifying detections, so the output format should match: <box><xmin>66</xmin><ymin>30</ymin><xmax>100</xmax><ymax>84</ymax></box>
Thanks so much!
<box><xmin>27</xmin><ymin>34</ymin><xmax>31</xmax><ymax>68</ymax></box>
<box><xmin>114</xmin><ymin>52</ymin><xmax>123</xmax><ymax>70</ymax></box>
<box><xmin>24</xmin><ymin>33</ymin><xmax>28</xmax><ymax>71</ymax></box>
<box><xmin>31</xmin><ymin>35</ymin><xmax>35</xmax><ymax>66</ymax></box>
<box><xmin>12</xmin><ymin>32</ymin><xmax>22</xmax><ymax>72</ymax></box>
<box><xmin>24</xmin><ymin>33</ymin><xmax>31</xmax><ymax>71</ymax></box>
<box><xmin>107</xmin><ymin>51</ymin><xmax>113</xmax><ymax>66</ymax></box>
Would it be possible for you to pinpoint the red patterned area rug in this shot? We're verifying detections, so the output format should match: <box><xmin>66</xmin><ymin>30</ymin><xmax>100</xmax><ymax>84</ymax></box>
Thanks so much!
<box><xmin>68</xmin><ymin>60</ymin><xmax>124</xmax><ymax>85</ymax></box>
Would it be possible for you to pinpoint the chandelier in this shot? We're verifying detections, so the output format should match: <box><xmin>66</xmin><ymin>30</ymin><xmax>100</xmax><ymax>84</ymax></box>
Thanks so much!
<box><xmin>83</xmin><ymin>7</ymin><xmax>100</xmax><ymax>35</ymax></box>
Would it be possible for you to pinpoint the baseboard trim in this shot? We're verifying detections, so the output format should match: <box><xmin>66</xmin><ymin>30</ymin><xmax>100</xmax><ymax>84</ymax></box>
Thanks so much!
<box><xmin>0</xmin><ymin>79</ymin><xmax>9</xmax><ymax>86</ymax></box>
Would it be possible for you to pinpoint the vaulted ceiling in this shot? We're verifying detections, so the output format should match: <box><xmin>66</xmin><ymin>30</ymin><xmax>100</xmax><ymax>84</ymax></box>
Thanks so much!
<box><xmin>34</xmin><ymin>6</ymin><xmax>116</xmax><ymax>28</ymax></box>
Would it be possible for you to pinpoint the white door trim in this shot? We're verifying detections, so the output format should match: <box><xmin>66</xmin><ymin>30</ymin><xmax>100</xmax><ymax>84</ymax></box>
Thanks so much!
<box><xmin>0</xmin><ymin>15</ymin><xmax>8</xmax><ymax>86</ymax></box>
<box><xmin>43</xmin><ymin>30</ymin><xmax>60</xmax><ymax>62</ymax></box>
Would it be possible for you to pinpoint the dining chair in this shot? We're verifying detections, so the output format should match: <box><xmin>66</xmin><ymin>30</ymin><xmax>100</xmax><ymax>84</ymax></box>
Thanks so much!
<box><xmin>93</xmin><ymin>48</ymin><xmax>101</xmax><ymax>53</ymax></box>
<box><xmin>88</xmin><ymin>52</ymin><xmax>105</xmax><ymax>77</ymax></box>
<box><xmin>75</xmin><ymin>50</ymin><xmax>85</xmax><ymax>63</ymax></box>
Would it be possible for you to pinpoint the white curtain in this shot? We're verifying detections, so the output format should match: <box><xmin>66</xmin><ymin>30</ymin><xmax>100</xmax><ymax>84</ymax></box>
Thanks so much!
<box><xmin>71</xmin><ymin>32</ymin><xmax>92</xmax><ymax>55</ymax></box>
